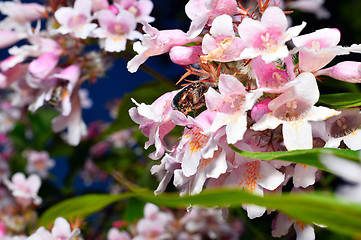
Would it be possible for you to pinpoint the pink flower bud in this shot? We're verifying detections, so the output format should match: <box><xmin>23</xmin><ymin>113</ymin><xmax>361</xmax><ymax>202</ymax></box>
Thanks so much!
<box><xmin>315</xmin><ymin>61</ymin><xmax>361</xmax><ymax>83</ymax></box>
<box><xmin>169</xmin><ymin>45</ymin><xmax>202</xmax><ymax>65</ymax></box>
<box><xmin>251</xmin><ymin>98</ymin><xmax>272</xmax><ymax>122</ymax></box>
<box><xmin>109</xmin><ymin>5</ymin><xmax>119</xmax><ymax>15</ymax></box>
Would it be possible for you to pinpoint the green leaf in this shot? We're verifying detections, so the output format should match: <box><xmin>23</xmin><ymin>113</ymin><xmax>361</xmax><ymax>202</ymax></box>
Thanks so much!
<box><xmin>38</xmin><ymin>193</ymin><xmax>134</xmax><ymax>227</ymax></box>
<box><xmin>123</xmin><ymin>198</ymin><xmax>145</xmax><ymax>222</ymax></box>
<box><xmin>229</xmin><ymin>146</ymin><xmax>360</xmax><ymax>171</ymax></box>
<box><xmin>99</xmin><ymin>81</ymin><xmax>176</xmax><ymax>138</ymax></box>
<box><xmin>318</xmin><ymin>92</ymin><xmax>361</xmax><ymax>109</ymax></box>
<box><xmin>136</xmin><ymin>189</ymin><xmax>361</xmax><ymax>237</ymax></box>
<box><xmin>40</xmin><ymin>188</ymin><xmax>361</xmax><ymax>237</ymax></box>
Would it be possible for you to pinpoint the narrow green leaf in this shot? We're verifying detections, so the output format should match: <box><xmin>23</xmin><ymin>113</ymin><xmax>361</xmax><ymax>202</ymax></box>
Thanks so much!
<box><xmin>38</xmin><ymin>193</ymin><xmax>134</xmax><ymax>227</ymax></box>
<box><xmin>136</xmin><ymin>189</ymin><xmax>361</xmax><ymax>236</ymax></box>
<box><xmin>318</xmin><ymin>92</ymin><xmax>361</xmax><ymax>109</ymax></box>
<box><xmin>229</xmin><ymin>146</ymin><xmax>359</xmax><ymax>171</ymax></box>
<box><xmin>39</xmin><ymin>188</ymin><xmax>361</xmax><ymax>237</ymax></box>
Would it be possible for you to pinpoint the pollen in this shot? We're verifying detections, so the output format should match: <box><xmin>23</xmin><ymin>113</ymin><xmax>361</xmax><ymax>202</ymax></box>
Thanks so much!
<box><xmin>295</xmin><ymin>220</ymin><xmax>305</xmax><ymax>231</ymax></box>
<box><xmin>199</xmin><ymin>158</ymin><xmax>212</xmax><ymax>169</ymax></box>
<box><xmin>311</xmin><ymin>41</ymin><xmax>321</xmax><ymax>51</ymax></box>
<box><xmin>187</xmin><ymin>126</ymin><xmax>209</xmax><ymax>154</ymax></box>
<box><xmin>240</xmin><ymin>161</ymin><xmax>263</xmax><ymax>192</ymax></box>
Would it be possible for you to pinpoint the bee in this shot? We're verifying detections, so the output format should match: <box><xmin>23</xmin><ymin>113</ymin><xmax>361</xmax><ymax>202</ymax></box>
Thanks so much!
<box><xmin>46</xmin><ymin>81</ymin><xmax>69</xmax><ymax>107</ymax></box>
<box><xmin>172</xmin><ymin>82</ymin><xmax>218</xmax><ymax>116</ymax></box>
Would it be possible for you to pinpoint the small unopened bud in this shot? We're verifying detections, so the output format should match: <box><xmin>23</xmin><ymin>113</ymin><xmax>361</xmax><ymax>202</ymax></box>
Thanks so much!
<box><xmin>169</xmin><ymin>45</ymin><xmax>203</xmax><ymax>65</ymax></box>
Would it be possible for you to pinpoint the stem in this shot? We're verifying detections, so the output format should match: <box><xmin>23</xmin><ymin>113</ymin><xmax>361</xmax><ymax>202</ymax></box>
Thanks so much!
<box><xmin>121</xmin><ymin>52</ymin><xmax>175</xmax><ymax>87</ymax></box>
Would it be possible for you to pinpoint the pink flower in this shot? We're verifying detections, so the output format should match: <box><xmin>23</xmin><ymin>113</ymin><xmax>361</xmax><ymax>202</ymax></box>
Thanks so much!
<box><xmin>114</xmin><ymin>0</ymin><xmax>155</xmax><ymax>23</ymax></box>
<box><xmin>107</xmin><ymin>228</ymin><xmax>131</xmax><ymax>240</ymax></box>
<box><xmin>94</xmin><ymin>9</ymin><xmax>141</xmax><ymax>52</ymax></box>
<box><xmin>54</xmin><ymin>0</ymin><xmax>97</xmax><ymax>39</ymax></box>
<box><xmin>323</xmin><ymin>108</ymin><xmax>361</xmax><ymax>150</ymax></box>
<box><xmin>237</xmin><ymin>6</ymin><xmax>306</xmax><ymax>63</ymax></box>
<box><xmin>4</xmin><ymin>172</ymin><xmax>42</xmax><ymax>207</ymax></box>
<box><xmin>134</xmin><ymin>203</ymin><xmax>175</xmax><ymax>240</ymax></box>
<box><xmin>169</xmin><ymin>45</ymin><xmax>203</xmax><ymax>66</ymax></box>
<box><xmin>251</xmin><ymin>98</ymin><xmax>272</xmax><ymax>122</ymax></box>
<box><xmin>287</xmin><ymin>0</ymin><xmax>330</xmax><ymax>19</ymax></box>
<box><xmin>171</xmin><ymin>110</ymin><xmax>218</xmax><ymax>178</ymax></box>
<box><xmin>224</xmin><ymin>142</ymin><xmax>284</xmax><ymax>219</ymax></box>
<box><xmin>201</xmin><ymin>14</ymin><xmax>244</xmax><ymax>63</ymax></box>
<box><xmin>25</xmin><ymin>150</ymin><xmax>55</xmax><ymax>178</ymax></box>
<box><xmin>127</xmin><ymin>22</ymin><xmax>199</xmax><ymax>73</ymax></box>
<box><xmin>185</xmin><ymin>0</ymin><xmax>238</xmax><ymax>38</ymax></box>
<box><xmin>204</xmin><ymin>74</ymin><xmax>261</xmax><ymax>144</ymax></box>
<box><xmin>252</xmin><ymin>72</ymin><xmax>340</xmax><ymax>151</ymax></box>
<box><xmin>0</xmin><ymin>30</ymin><xmax>27</xmax><ymax>49</ymax></box>
<box><xmin>0</xmin><ymin>2</ymin><xmax>46</xmax><ymax>30</ymax></box>
<box><xmin>173</xmin><ymin>148</ymin><xmax>228</xmax><ymax>195</ymax></box>
<box><xmin>129</xmin><ymin>91</ymin><xmax>177</xmax><ymax>159</ymax></box>
<box><xmin>251</xmin><ymin>56</ymin><xmax>295</xmax><ymax>93</ymax></box>
<box><xmin>92</xmin><ymin>0</ymin><xmax>110</xmax><ymax>12</ymax></box>
<box><xmin>27</xmin><ymin>52</ymin><xmax>60</xmax><ymax>86</ymax></box>
<box><xmin>292</xmin><ymin>28</ymin><xmax>342</xmax><ymax>72</ymax></box>
<box><xmin>151</xmin><ymin>152</ymin><xmax>181</xmax><ymax>195</ymax></box>
<box><xmin>272</xmin><ymin>212</ymin><xmax>315</xmax><ymax>240</ymax></box>
<box><xmin>27</xmin><ymin>217</ymin><xmax>80</xmax><ymax>240</ymax></box>
<box><xmin>315</xmin><ymin>61</ymin><xmax>361</xmax><ymax>83</ymax></box>
<box><xmin>52</xmin><ymin>90</ymin><xmax>87</xmax><ymax>146</ymax></box>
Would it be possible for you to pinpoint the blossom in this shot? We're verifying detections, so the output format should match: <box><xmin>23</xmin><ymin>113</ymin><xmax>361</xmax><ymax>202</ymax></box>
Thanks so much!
<box><xmin>151</xmin><ymin>152</ymin><xmax>181</xmax><ymax>195</ymax></box>
<box><xmin>252</xmin><ymin>72</ymin><xmax>340</xmax><ymax>150</ymax></box>
<box><xmin>272</xmin><ymin>212</ymin><xmax>315</xmax><ymax>240</ymax></box>
<box><xmin>92</xmin><ymin>0</ymin><xmax>110</xmax><ymax>12</ymax></box>
<box><xmin>315</xmin><ymin>61</ymin><xmax>361</xmax><ymax>83</ymax></box>
<box><xmin>237</xmin><ymin>6</ymin><xmax>306</xmax><ymax>63</ymax></box>
<box><xmin>133</xmin><ymin>203</ymin><xmax>175</xmax><ymax>240</ymax></box>
<box><xmin>0</xmin><ymin>30</ymin><xmax>27</xmax><ymax>49</ymax></box>
<box><xmin>54</xmin><ymin>0</ymin><xmax>97</xmax><ymax>39</ymax></box>
<box><xmin>200</xmin><ymin>14</ymin><xmax>244</xmax><ymax>63</ymax></box>
<box><xmin>185</xmin><ymin>0</ymin><xmax>238</xmax><ymax>38</ymax></box>
<box><xmin>107</xmin><ymin>228</ymin><xmax>131</xmax><ymax>240</ymax></box>
<box><xmin>127</xmin><ymin>22</ymin><xmax>199</xmax><ymax>73</ymax></box>
<box><xmin>4</xmin><ymin>172</ymin><xmax>42</xmax><ymax>207</ymax></box>
<box><xmin>114</xmin><ymin>0</ymin><xmax>155</xmax><ymax>23</ymax></box>
<box><xmin>287</xmin><ymin>0</ymin><xmax>330</xmax><ymax>19</ymax></box>
<box><xmin>0</xmin><ymin>1</ymin><xmax>46</xmax><ymax>31</ymax></box>
<box><xmin>322</xmin><ymin>108</ymin><xmax>361</xmax><ymax>150</ymax></box>
<box><xmin>129</xmin><ymin>91</ymin><xmax>177</xmax><ymax>159</ymax></box>
<box><xmin>292</xmin><ymin>28</ymin><xmax>343</xmax><ymax>72</ymax></box>
<box><xmin>251</xmin><ymin>56</ymin><xmax>296</xmax><ymax>93</ymax></box>
<box><xmin>224</xmin><ymin>142</ymin><xmax>284</xmax><ymax>219</ymax></box>
<box><xmin>171</xmin><ymin>110</ymin><xmax>218</xmax><ymax>177</ymax></box>
<box><xmin>27</xmin><ymin>217</ymin><xmax>80</xmax><ymax>240</ymax></box>
<box><xmin>169</xmin><ymin>45</ymin><xmax>203</xmax><ymax>66</ymax></box>
<box><xmin>27</xmin><ymin>52</ymin><xmax>60</xmax><ymax>87</ymax></box>
<box><xmin>173</xmin><ymin>148</ymin><xmax>229</xmax><ymax>195</ymax></box>
<box><xmin>94</xmin><ymin>9</ymin><xmax>141</xmax><ymax>52</ymax></box>
<box><xmin>25</xmin><ymin>150</ymin><xmax>55</xmax><ymax>178</ymax></box>
<box><xmin>51</xmin><ymin>90</ymin><xmax>87</xmax><ymax>146</ymax></box>
<box><xmin>205</xmin><ymin>74</ymin><xmax>261</xmax><ymax>144</ymax></box>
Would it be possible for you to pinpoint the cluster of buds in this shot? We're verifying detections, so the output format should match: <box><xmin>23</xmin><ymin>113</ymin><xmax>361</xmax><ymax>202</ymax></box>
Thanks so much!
<box><xmin>129</xmin><ymin>0</ymin><xmax>361</xmax><ymax>238</ymax></box>
<box><xmin>107</xmin><ymin>203</ymin><xmax>242</xmax><ymax>240</ymax></box>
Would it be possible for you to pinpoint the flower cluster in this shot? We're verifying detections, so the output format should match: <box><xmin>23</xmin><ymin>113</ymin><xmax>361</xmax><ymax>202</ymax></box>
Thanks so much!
<box><xmin>129</xmin><ymin>0</ymin><xmax>361</xmax><ymax>238</ymax></box>
<box><xmin>0</xmin><ymin>0</ymin><xmax>154</xmax><ymax>146</ymax></box>
<box><xmin>107</xmin><ymin>203</ymin><xmax>242</xmax><ymax>240</ymax></box>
